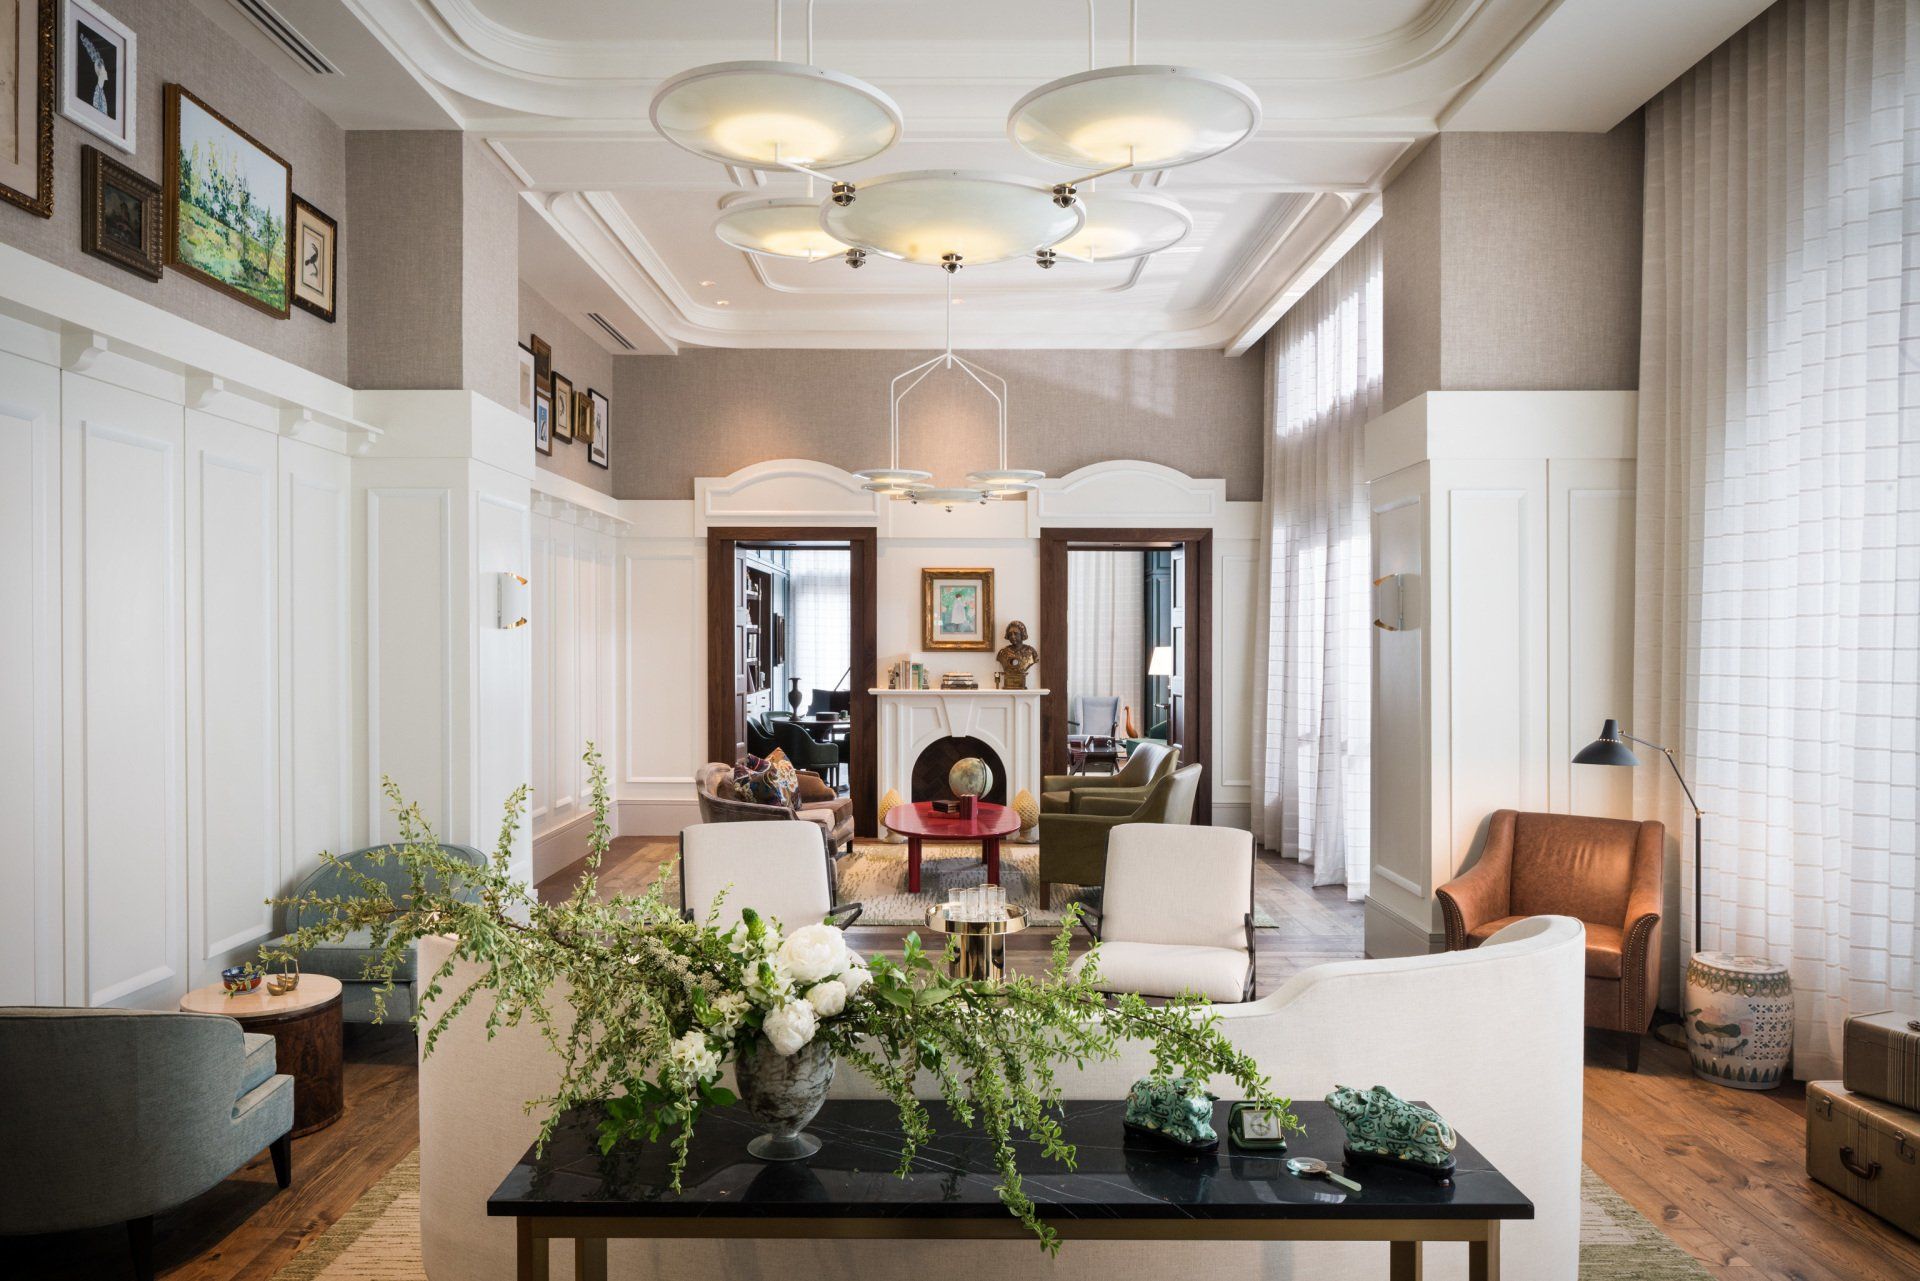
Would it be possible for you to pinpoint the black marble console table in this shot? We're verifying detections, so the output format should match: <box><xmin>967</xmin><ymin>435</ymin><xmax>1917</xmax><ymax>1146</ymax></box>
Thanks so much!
<box><xmin>487</xmin><ymin>1099</ymin><xmax>1531</xmax><ymax>1281</ymax></box>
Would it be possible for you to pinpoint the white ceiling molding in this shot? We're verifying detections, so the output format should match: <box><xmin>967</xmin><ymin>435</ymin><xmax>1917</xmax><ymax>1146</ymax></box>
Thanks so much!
<box><xmin>1030</xmin><ymin>460</ymin><xmax>1225</xmax><ymax>533</ymax></box>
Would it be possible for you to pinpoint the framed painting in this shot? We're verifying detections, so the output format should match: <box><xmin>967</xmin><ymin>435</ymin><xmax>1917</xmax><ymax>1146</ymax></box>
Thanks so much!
<box><xmin>922</xmin><ymin>568</ymin><xmax>995</xmax><ymax>651</ymax></box>
<box><xmin>289</xmin><ymin>195</ymin><xmax>337</xmax><ymax>321</ymax></box>
<box><xmin>529</xmin><ymin>332</ymin><xmax>551</xmax><ymax>384</ymax></box>
<box><xmin>59</xmin><ymin>0</ymin><xmax>134</xmax><ymax>153</ymax></box>
<box><xmin>533</xmin><ymin>387</ymin><xmax>552</xmax><ymax>456</ymax></box>
<box><xmin>551</xmin><ymin>371</ymin><xmax>574</xmax><ymax>441</ymax></box>
<box><xmin>587</xmin><ymin>388</ymin><xmax>609</xmax><ymax>469</ymax></box>
<box><xmin>517</xmin><ymin>342</ymin><xmax>537</xmax><ymax>417</ymax></box>
<box><xmin>1</xmin><ymin>0</ymin><xmax>54</xmax><ymax>217</ymax></box>
<box><xmin>80</xmin><ymin>143</ymin><xmax>160</xmax><ymax>279</ymax></box>
<box><xmin>572</xmin><ymin>388</ymin><xmax>593</xmax><ymax>443</ymax></box>
<box><xmin>164</xmin><ymin>83</ymin><xmax>291</xmax><ymax>317</ymax></box>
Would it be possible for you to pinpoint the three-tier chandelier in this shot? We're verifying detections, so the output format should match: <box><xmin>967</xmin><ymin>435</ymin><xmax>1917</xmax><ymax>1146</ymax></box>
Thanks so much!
<box><xmin>648</xmin><ymin>1</ymin><xmax>1261</xmax><ymax>504</ymax></box>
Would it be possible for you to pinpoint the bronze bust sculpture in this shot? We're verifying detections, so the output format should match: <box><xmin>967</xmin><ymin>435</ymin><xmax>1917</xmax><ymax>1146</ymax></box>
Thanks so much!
<box><xmin>996</xmin><ymin>620</ymin><xmax>1038</xmax><ymax>689</ymax></box>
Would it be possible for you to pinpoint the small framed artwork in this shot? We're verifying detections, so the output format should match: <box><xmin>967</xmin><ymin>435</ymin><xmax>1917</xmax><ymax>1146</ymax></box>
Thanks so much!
<box><xmin>79</xmin><ymin>144</ymin><xmax>160</xmax><ymax>279</ymax></box>
<box><xmin>587</xmin><ymin>388</ymin><xmax>609</xmax><ymax>469</ymax></box>
<box><xmin>922</xmin><ymin>568</ymin><xmax>995</xmax><ymax>651</ymax></box>
<box><xmin>289</xmin><ymin>195</ymin><xmax>337</xmax><ymax>321</ymax></box>
<box><xmin>0</xmin><ymin>0</ymin><xmax>55</xmax><ymax>218</ymax></box>
<box><xmin>164</xmin><ymin>83</ymin><xmax>292</xmax><ymax>317</ymax></box>
<box><xmin>517</xmin><ymin>343</ymin><xmax>537</xmax><ymax>417</ymax></box>
<box><xmin>60</xmin><ymin>0</ymin><xmax>135</xmax><ymax>153</ymax></box>
<box><xmin>529</xmin><ymin>332</ymin><xmax>551</xmax><ymax>384</ymax></box>
<box><xmin>551</xmin><ymin>371</ymin><xmax>574</xmax><ymax>440</ymax></box>
<box><xmin>573</xmin><ymin>389</ymin><xmax>593</xmax><ymax>442</ymax></box>
<box><xmin>533</xmin><ymin>387</ymin><xmax>552</xmax><ymax>456</ymax></box>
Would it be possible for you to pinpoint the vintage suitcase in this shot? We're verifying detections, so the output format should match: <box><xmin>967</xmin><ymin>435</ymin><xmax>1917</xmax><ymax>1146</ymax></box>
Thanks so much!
<box><xmin>1806</xmin><ymin>1082</ymin><xmax>1920</xmax><ymax>1234</ymax></box>
<box><xmin>1844</xmin><ymin>1011</ymin><xmax>1920</xmax><ymax>1111</ymax></box>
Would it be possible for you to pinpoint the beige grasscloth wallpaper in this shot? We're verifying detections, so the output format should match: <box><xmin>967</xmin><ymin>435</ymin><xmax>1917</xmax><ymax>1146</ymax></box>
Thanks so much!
<box><xmin>609</xmin><ymin>346</ymin><xmax>1267</xmax><ymax>501</ymax></box>
<box><xmin>522</xmin><ymin>280</ymin><xmax>613</xmax><ymax>496</ymax></box>
<box><xmin>0</xmin><ymin>0</ymin><xmax>349</xmax><ymax>380</ymax></box>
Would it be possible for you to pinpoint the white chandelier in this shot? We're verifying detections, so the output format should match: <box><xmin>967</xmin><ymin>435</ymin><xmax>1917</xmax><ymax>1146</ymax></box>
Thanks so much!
<box><xmin>651</xmin><ymin>0</ymin><xmax>1257</xmax><ymax>272</ymax></box>
<box><xmin>853</xmin><ymin>276</ymin><xmax>1042</xmax><ymax>508</ymax></box>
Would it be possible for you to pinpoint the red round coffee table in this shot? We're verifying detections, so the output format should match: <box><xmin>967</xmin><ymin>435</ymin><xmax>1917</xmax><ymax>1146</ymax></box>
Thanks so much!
<box><xmin>884</xmin><ymin>801</ymin><xmax>1020</xmax><ymax>894</ymax></box>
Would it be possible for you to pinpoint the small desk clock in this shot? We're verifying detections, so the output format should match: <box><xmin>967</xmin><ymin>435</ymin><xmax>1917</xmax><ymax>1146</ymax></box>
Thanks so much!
<box><xmin>1228</xmin><ymin>1102</ymin><xmax>1291</xmax><ymax>1151</ymax></box>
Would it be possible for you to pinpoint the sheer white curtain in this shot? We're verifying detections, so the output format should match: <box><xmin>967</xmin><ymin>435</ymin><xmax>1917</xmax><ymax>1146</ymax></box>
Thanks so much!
<box><xmin>1636</xmin><ymin>0</ymin><xmax>1920</xmax><ymax>1076</ymax></box>
<box><xmin>1067</xmin><ymin>551</ymin><xmax>1145</xmax><ymax>732</ymax></box>
<box><xmin>786</xmin><ymin>549</ymin><xmax>850</xmax><ymax>702</ymax></box>
<box><xmin>1251</xmin><ymin>229</ymin><xmax>1380</xmax><ymax>900</ymax></box>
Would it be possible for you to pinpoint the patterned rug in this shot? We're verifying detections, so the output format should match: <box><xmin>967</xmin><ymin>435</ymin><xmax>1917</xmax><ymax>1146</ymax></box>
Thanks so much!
<box><xmin>270</xmin><ymin>1153</ymin><xmax>1710</xmax><ymax>1280</ymax></box>
<box><xmin>660</xmin><ymin>839</ymin><xmax>1281</xmax><ymax>929</ymax></box>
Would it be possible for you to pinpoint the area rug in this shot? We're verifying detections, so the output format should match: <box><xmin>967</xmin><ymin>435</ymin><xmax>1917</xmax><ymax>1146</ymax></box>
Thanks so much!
<box><xmin>271</xmin><ymin>1153</ymin><xmax>1711</xmax><ymax>1280</ymax></box>
<box><xmin>655</xmin><ymin>840</ymin><xmax>1281</xmax><ymax>929</ymax></box>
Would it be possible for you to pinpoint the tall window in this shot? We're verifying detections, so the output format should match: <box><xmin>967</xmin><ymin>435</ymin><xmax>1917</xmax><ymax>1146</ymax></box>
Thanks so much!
<box><xmin>1252</xmin><ymin>228</ymin><xmax>1381</xmax><ymax>900</ymax></box>
<box><xmin>786</xmin><ymin>549</ymin><xmax>850</xmax><ymax>703</ymax></box>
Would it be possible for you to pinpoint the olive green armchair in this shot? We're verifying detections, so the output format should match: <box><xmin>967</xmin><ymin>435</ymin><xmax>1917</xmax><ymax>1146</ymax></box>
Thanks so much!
<box><xmin>1040</xmin><ymin>740</ymin><xmax>1179</xmax><ymax>814</ymax></box>
<box><xmin>1036</xmin><ymin>763</ymin><xmax>1203</xmax><ymax>908</ymax></box>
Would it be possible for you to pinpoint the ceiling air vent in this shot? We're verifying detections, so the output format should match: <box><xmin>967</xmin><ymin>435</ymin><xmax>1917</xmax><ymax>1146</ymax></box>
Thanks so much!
<box><xmin>587</xmin><ymin>313</ymin><xmax>637</xmax><ymax>351</ymax></box>
<box><xmin>227</xmin><ymin>0</ymin><xmax>340</xmax><ymax>75</ymax></box>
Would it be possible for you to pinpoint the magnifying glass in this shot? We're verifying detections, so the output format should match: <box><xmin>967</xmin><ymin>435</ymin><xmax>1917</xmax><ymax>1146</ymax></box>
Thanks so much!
<box><xmin>1286</xmin><ymin>1156</ymin><xmax>1362</xmax><ymax>1193</ymax></box>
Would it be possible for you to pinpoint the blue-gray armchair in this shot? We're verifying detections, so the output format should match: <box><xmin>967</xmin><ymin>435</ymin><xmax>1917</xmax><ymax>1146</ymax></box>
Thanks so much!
<box><xmin>269</xmin><ymin>843</ymin><xmax>487</xmax><ymax>1023</ymax></box>
<box><xmin>0</xmin><ymin>1007</ymin><xmax>295</xmax><ymax>1280</ymax></box>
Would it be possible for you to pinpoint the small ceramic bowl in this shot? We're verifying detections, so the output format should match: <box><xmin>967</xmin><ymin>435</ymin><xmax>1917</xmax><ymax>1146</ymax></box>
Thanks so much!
<box><xmin>221</xmin><ymin>966</ymin><xmax>261</xmax><ymax>994</ymax></box>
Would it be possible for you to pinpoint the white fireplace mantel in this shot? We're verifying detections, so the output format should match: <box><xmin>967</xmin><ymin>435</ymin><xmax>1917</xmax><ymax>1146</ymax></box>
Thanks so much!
<box><xmin>869</xmin><ymin>688</ymin><xmax>1049</xmax><ymax>806</ymax></box>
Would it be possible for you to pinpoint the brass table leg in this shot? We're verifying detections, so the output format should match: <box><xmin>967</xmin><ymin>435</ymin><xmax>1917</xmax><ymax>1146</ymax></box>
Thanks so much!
<box><xmin>515</xmin><ymin>1219</ymin><xmax>548</xmax><ymax>1281</ymax></box>
<box><xmin>1468</xmin><ymin>1222</ymin><xmax>1500</xmax><ymax>1281</ymax></box>
<box><xmin>577</xmin><ymin>1236</ymin><xmax>608</xmax><ymax>1281</ymax></box>
<box><xmin>1390</xmin><ymin>1239</ymin><xmax>1423</xmax><ymax>1280</ymax></box>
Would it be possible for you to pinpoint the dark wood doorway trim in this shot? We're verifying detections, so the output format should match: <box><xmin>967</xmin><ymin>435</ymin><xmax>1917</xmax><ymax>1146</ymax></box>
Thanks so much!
<box><xmin>707</xmin><ymin>527</ymin><xmax>879</xmax><ymax>837</ymax></box>
<box><xmin>1039</xmin><ymin>528</ymin><xmax>1213</xmax><ymax>825</ymax></box>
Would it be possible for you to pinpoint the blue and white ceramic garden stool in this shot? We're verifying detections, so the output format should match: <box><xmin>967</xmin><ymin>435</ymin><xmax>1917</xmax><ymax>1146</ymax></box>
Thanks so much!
<box><xmin>1684</xmin><ymin>951</ymin><xmax>1793</xmax><ymax>1089</ymax></box>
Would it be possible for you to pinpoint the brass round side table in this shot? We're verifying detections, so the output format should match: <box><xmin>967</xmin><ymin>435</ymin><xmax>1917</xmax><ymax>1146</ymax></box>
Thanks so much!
<box><xmin>923</xmin><ymin>903</ymin><xmax>1028</xmax><ymax>983</ymax></box>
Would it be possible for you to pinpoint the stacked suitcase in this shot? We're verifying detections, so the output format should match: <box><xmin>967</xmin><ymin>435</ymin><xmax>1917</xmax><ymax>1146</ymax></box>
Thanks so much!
<box><xmin>1805</xmin><ymin>1011</ymin><xmax>1920</xmax><ymax>1234</ymax></box>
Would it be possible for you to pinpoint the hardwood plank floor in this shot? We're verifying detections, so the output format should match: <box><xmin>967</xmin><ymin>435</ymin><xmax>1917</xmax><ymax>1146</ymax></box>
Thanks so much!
<box><xmin>9</xmin><ymin>834</ymin><xmax>1909</xmax><ymax>1280</ymax></box>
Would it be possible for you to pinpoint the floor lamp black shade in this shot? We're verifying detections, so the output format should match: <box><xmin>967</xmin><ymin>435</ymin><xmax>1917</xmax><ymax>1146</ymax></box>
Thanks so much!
<box><xmin>1572</xmin><ymin>718</ymin><xmax>1706</xmax><ymax>956</ymax></box>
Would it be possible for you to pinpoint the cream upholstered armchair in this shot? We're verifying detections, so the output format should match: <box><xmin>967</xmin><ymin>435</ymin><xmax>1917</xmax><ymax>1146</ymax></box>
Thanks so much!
<box><xmin>1437</xmin><ymin>809</ymin><xmax>1664</xmax><ymax>1070</ymax></box>
<box><xmin>1068</xmin><ymin>824</ymin><xmax>1256</xmax><ymax>1003</ymax></box>
<box><xmin>679</xmin><ymin>821</ymin><xmax>861</xmax><ymax>931</ymax></box>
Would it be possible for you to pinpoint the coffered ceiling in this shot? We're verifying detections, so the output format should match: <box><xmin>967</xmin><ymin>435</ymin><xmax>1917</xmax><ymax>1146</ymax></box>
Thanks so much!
<box><xmin>201</xmin><ymin>0</ymin><xmax>1774</xmax><ymax>356</ymax></box>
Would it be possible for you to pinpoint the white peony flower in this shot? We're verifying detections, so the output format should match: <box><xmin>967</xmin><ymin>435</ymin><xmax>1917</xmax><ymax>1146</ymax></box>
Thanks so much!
<box><xmin>762</xmin><ymin>1000</ymin><xmax>818</xmax><ymax>1056</ymax></box>
<box><xmin>805</xmin><ymin>979</ymin><xmax>847</xmax><ymax>1018</ymax></box>
<box><xmin>668</xmin><ymin>1030</ymin><xmax>722</xmax><ymax>1083</ymax></box>
<box><xmin>778</xmin><ymin>923</ymin><xmax>849</xmax><ymax>984</ymax></box>
<box><xmin>839</xmin><ymin>963</ymin><xmax>871</xmax><ymax>999</ymax></box>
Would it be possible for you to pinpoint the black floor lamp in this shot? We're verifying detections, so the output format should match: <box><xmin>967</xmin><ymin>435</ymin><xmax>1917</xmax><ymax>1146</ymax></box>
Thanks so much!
<box><xmin>1572</xmin><ymin>719</ymin><xmax>1704</xmax><ymax>956</ymax></box>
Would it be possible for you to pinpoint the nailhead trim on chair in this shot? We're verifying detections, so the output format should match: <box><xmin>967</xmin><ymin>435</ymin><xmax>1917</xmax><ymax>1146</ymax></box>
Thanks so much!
<box><xmin>1621</xmin><ymin>911</ymin><xmax>1660</xmax><ymax>1031</ymax></box>
<box><xmin>1437</xmin><ymin>888</ymin><xmax>1467</xmax><ymax>952</ymax></box>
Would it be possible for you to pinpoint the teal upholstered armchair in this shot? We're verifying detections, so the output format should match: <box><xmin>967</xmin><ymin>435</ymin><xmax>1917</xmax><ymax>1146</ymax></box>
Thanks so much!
<box><xmin>269</xmin><ymin>843</ymin><xmax>487</xmax><ymax>1023</ymax></box>
<box><xmin>0</xmin><ymin>1007</ymin><xmax>295</xmax><ymax>1280</ymax></box>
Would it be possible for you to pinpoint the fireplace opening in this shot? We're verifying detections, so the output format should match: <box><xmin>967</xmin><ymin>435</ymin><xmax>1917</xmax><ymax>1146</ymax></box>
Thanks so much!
<box><xmin>911</xmin><ymin>736</ymin><xmax>1009</xmax><ymax>806</ymax></box>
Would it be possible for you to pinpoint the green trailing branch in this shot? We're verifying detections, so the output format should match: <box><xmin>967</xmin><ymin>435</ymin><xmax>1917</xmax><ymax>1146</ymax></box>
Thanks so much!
<box><xmin>265</xmin><ymin>743</ymin><xmax>1298</xmax><ymax>1251</ymax></box>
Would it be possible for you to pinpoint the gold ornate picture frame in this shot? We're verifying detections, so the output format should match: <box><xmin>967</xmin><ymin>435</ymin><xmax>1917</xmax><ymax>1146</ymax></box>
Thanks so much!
<box><xmin>0</xmin><ymin>0</ymin><xmax>55</xmax><ymax>218</ymax></box>
<box><xmin>922</xmin><ymin>568</ymin><xmax>994</xmax><ymax>651</ymax></box>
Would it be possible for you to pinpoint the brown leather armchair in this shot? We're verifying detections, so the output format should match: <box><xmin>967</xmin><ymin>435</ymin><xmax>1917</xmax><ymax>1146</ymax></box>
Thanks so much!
<box><xmin>1437</xmin><ymin>809</ymin><xmax>1664</xmax><ymax>1070</ymax></box>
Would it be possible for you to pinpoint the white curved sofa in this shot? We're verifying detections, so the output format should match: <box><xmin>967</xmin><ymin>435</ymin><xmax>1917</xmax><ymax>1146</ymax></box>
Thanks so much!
<box><xmin>418</xmin><ymin>915</ymin><xmax>1585</xmax><ymax>1280</ymax></box>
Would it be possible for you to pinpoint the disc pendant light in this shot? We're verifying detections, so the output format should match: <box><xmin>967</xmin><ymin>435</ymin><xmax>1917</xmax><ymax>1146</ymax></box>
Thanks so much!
<box><xmin>822</xmin><ymin>170</ymin><xmax>1084</xmax><ymax>269</ymax></box>
<box><xmin>650</xmin><ymin>60</ymin><xmax>902</xmax><ymax>171</ymax></box>
<box><xmin>1008</xmin><ymin>65</ymin><xmax>1260</xmax><ymax>173</ymax></box>
<box><xmin>713</xmin><ymin>196</ymin><xmax>851</xmax><ymax>260</ymax></box>
<box><xmin>1048</xmin><ymin>190</ymin><xmax>1193</xmax><ymax>262</ymax></box>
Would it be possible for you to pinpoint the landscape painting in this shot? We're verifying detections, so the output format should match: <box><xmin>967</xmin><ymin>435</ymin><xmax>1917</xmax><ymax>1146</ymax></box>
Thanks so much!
<box><xmin>165</xmin><ymin>83</ymin><xmax>291</xmax><ymax>316</ymax></box>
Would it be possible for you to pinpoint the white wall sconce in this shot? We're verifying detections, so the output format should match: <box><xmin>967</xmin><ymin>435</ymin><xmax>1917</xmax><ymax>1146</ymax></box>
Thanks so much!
<box><xmin>494</xmin><ymin>572</ymin><xmax>530</xmax><ymax>629</ymax></box>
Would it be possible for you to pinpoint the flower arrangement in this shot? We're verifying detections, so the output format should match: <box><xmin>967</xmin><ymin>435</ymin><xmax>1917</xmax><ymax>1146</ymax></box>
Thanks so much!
<box><xmin>268</xmin><ymin>745</ymin><xmax>1297</xmax><ymax>1250</ymax></box>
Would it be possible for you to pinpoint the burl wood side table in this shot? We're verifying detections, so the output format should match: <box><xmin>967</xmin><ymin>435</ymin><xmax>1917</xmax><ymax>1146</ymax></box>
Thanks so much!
<box><xmin>180</xmin><ymin>973</ymin><xmax>345</xmax><ymax>1135</ymax></box>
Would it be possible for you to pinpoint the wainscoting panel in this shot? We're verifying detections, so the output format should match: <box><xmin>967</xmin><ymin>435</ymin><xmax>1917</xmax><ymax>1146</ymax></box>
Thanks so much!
<box><xmin>63</xmin><ymin>373</ymin><xmax>187</xmax><ymax>1008</ymax></box>
<box><xmin>1215</xmin><ymin>541</ymin><xmax>1260</xmax><ymax>828</ymax></box>
<box><xmin>531</xmin><ymin>513</ymin><xmax>553</xmax><ymax>825</ymax></box>
<box><xmin>281</xmin><ymin>438</ymin><xmax>353</xmax><ymax>885</ymax></box>
<box><xmin>475</xmin><ymin>488</ymin><xmax>531</xmax><ymax>871</ymax></box>
<box><xmin>0</xmin><ymin>351</ymin><xmax>62</xmax><ymax>1004</ymax></box>
<box><xmin>366</xmin><ymin>487</ymin><xmax>454</xmax><ymax>842</ymax></box>
<box><xmin>185</xmin><ymin>411</ymin><xmax>280</xmax><ymax>980</ymax></box>
<box><xmin>531</xmin><ymin>500</ymin><xmax>621</xmax><ymax>877</ymax></box>
<box><xmin>618</xmin><ymin>541</ymin><xmax>704</xmax><ymax>840</ymax></box>
<box><xmin>1550</xmin><ymin>461</ymin><xmax>1636</xmax><ymax>819</ymax></box>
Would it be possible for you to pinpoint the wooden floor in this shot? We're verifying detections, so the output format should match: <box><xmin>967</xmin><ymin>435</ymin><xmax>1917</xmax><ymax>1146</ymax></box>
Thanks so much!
<box><xmin>10</xmin><ymin>834</ymin><xmax>1912</xmax><ymax>1280</ymax></box>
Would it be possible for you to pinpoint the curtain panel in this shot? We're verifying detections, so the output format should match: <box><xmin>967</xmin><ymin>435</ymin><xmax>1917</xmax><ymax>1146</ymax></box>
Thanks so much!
<box><xmin>1066</xmin><ymin>551</ymin><xmax>1146</xmax><ymax>733</ymax></box>
<box><xmin>1636</xmin><ymin>0</ymin><xmax>1920</xmax><ymax>1075</ymax></box>
<box><xmin>1251</xmin><ymin>228</ymin><xmax>1381</xmax><ymax>900</ymax></box>
<box><xmin>787</xmin><ymin>549</ymin><xmax>851</xmax><ymax>703</ymax></box>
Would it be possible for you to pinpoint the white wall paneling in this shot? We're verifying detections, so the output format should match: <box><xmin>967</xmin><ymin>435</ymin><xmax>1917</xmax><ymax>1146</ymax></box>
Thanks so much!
<box><xmin>185</xmin><ymin>411</ymin><xmax>281</xmax><ymax>984</ymax></box>
<box><xmin>1363</xmin><ymin>392</ymin><xmax>1637</xmax><ymax>958</ymax></box>
<box><xmin>0</xmin><ymin>349</ymin><xmax>64</xmax><ymax>1004</ymax></box>
<box><xmin>364</xmin><ymin>482</ymin><xmax>456</xmax><ymax>843</ymax></box>
<box><xmin>618</xmin><ymin>538</ymin><xmax>704</xmax><ymax>840</ymax></box>
<box><xmin>280</xmin><ymin>439</ymin><xmax>354</xmax><ymax>888</ymax></box>
<box><xmin>475</xmin><ymin>484</ymin><xmax>533</xmax><ymax>878</ymax></box>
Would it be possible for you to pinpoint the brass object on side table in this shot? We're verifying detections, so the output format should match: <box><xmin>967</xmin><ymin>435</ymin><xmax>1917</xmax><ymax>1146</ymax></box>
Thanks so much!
<box><xmin>266</xmin><ymin>958</ymin><xmax>302</xmax><ymax>996</ymax></box>
<box><xmin>922</xmin><ymin>901</ymin><xmax>1026</xmax><ymax>982</ymax></box>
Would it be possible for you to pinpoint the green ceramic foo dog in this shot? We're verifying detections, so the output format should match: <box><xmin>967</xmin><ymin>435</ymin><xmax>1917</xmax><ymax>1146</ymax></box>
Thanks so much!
<box><xmin>1124</xmin><ymin>1076</ymin><xmax>1218</xmax><ymax>1151</ymax></box>
<box><xmin>1326</xmin><ymin>1084</ymin><xmax>1458</xmax><ymax>1184</ymax></box>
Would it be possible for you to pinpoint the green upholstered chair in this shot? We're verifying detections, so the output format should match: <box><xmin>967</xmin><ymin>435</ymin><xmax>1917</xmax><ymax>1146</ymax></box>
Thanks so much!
<box><xmin>269</xmin><ymin>843</ymin><xmax>487</xmax><ymax>1023</ymax></box>
<box><xmin>1040</xmin><ymin>740</ymin><xmax>1178</xmax><ymax>814</ymax></box>
<box><xmin>0</xmin><ymin>1007</ymin><xmax>295</xmax><ymax>1280</ymax></box>
<box><xmin>774</xmin><ymin>716</ymin><xmax>841</xmax><ymax>788</ymax></box>
<box><xmin>1122</xmin><ymin>718</ymin><xmax>1170</xmax><ymax>756</ymax></box>
<box><xmin>746</xmin><ymin>711</ymin><xmax>779</xmax><ymax>758</ymax></box>
<box><xmin>1036</xmin><ymin>762</ymin><xmax>1203</xmax><ymax>908</ymax></box>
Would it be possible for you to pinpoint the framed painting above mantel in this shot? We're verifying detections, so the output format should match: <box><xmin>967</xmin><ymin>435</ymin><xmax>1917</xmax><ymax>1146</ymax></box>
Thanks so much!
<box><xmin>0</xmin><ymin>0</ymin><xmax>55</xmax><ymax>218</ymax></box>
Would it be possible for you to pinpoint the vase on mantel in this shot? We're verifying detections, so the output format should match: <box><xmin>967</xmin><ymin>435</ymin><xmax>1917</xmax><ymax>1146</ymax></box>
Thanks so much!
<box><xmin>734</xmin><ymin>1034</ymin><xmax>835</xmax><ymax>1161</ymax></box>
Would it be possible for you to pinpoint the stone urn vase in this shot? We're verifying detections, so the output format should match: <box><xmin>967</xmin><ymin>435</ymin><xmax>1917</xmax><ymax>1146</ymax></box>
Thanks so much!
<box><xmin>734</xmin><ymin>1034</ymin><xmax>835</xmax><ymax>1161</ymax></box>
